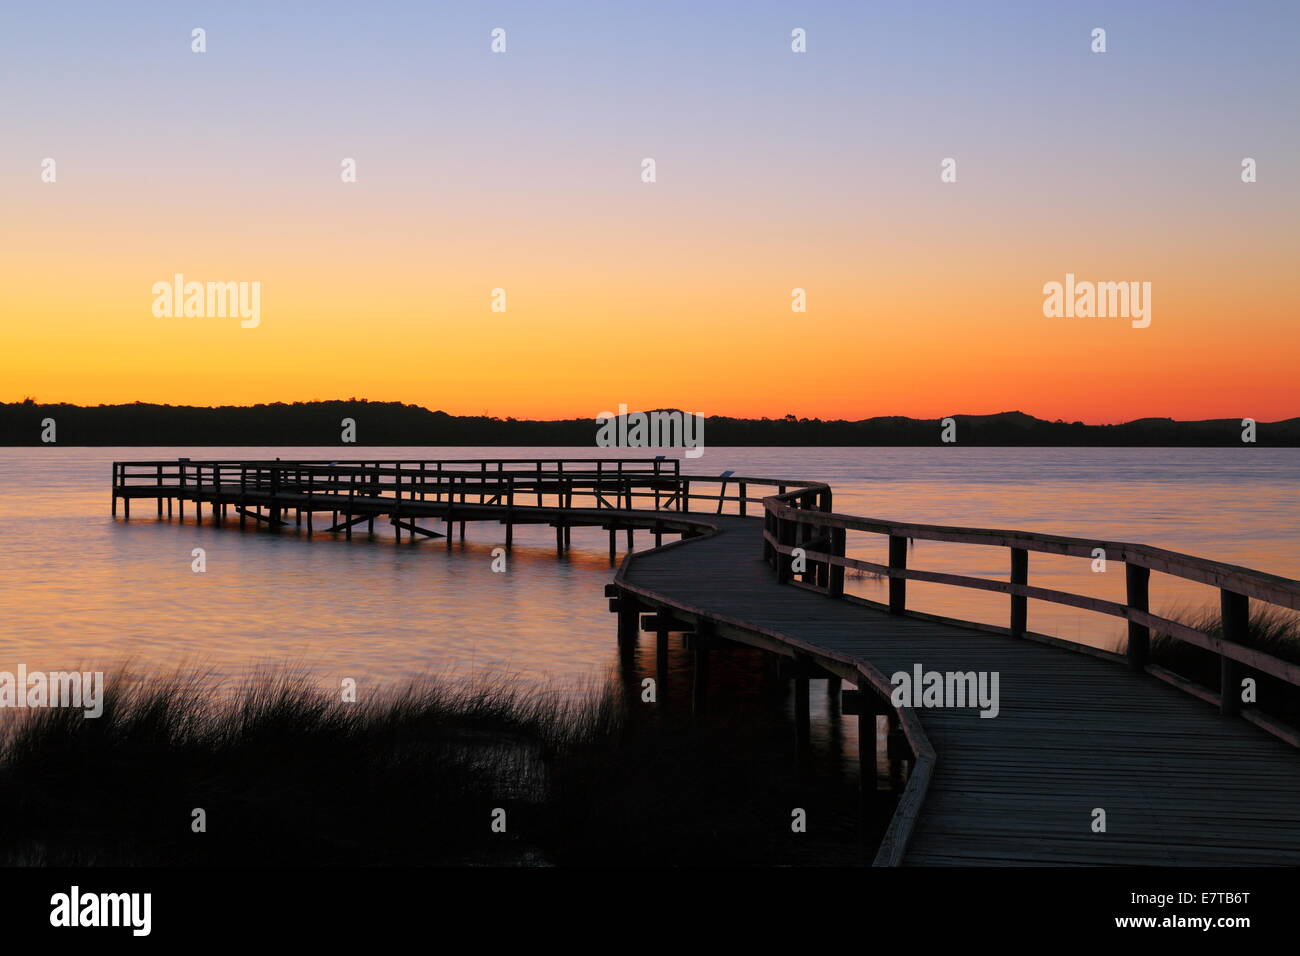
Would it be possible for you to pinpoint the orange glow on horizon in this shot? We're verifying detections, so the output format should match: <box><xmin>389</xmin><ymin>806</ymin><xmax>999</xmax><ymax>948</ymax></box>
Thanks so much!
<box><xmin>5</xmin><ymin>170</ymin><xmax>1297</xmax><ymax>426</ymax></box>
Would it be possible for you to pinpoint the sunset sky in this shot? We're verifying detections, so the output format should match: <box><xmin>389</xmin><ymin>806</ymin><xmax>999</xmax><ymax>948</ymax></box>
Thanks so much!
<box><xmin>2</xmin><ymin>0</ymin><xmax>1297</xmax><ymax>423</ymax></box>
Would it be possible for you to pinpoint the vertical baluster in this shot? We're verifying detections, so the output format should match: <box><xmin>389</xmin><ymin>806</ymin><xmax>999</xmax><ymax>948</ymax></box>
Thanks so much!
<box><xmin>888</xmin><ymin>535</ymin><xmax>908</xmax><ymax>615</ymax></box>
<box><xmin>829</xmin><ymin>527</ymin><xmax>846</xmax><ymax>597</ymax></box>
<box><xmin>1220</xmin><ymin>589</ymin><xmax>1249</xmax><ymax>717</ymax></box>
<box><xmin>1010</xmin><ymin>547</ymin><xmax>1028</xmax><ymax>637</ymax></box>
<box><xmin>1126</xmin><ymin>564</ymin><xmax>1151</xmax><ymax>669</ymax></box>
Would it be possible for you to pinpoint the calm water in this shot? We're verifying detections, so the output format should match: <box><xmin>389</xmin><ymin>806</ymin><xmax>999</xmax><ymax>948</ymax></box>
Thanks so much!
<box><xmin>2</xmin><ymin>446</ymin><xmax>1296</xmax><ymax>690</ymax></box>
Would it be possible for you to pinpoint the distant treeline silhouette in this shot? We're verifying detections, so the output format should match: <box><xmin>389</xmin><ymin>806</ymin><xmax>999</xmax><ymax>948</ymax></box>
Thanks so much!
<box><xmin>2</xmin><ymin>400</ymin><xmax>1297</xmax><ymax>446</ymax></box>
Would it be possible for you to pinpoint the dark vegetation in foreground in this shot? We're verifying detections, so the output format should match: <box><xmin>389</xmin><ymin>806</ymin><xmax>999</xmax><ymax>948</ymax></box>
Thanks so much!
<box><xmin>4</xmin><ymin>399</ymin><xmax>1298</xmax><ymax>446</ymax></box>
<box><xmin>1152</xmin><ymin>606</ymin><xmax>1300</xmax><ymax>728</ymax></box>
<box><xmin>0</xmin><ymin>666</ymin><xmax>871</xmax><ymax>866</ymax></box>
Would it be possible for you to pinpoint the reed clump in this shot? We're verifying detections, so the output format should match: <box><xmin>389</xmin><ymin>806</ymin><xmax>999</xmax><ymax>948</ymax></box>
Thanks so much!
<box><xmin>1150</xmin><ymin>605</ymin><xmax>1300</xmax><ymax>727</ymax></box>
<box><xmin>0</xmin><ymin>663</ymin><xmax>865</xmax><ymax>866</ymax></box>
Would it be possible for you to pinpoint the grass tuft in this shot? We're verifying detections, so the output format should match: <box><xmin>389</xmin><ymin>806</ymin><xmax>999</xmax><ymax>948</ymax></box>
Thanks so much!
<box><xmin>1150</xmin><ymin>605</ymin><xmax>1300</xmax><ymax>727</ymax></box>
<box><xmin>0</xmin><ymin>661</ymin><xmax>869</xmax><ymax>866</ymax></box>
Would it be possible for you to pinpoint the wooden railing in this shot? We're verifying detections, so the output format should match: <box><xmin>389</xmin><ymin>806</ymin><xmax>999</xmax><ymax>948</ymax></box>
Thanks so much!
<box><xmin>112</xmin><ymin>458</ymin><xmax>825</xmax><ymax>518</ymax></box>
<box><xmin>757</xmin><ymin>482</ymin><xmax>1300</xmax><ymax>863</ymax></box>
<box><xmin>762</xmin><ymin>486</ymin><xmax>1300</xmax><ymax>742</ymax></box>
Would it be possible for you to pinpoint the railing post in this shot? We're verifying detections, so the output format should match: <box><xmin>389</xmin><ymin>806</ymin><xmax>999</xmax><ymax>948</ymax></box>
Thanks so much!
<box><xmin>1126</xmin><ymin>564</ymin><xmax>1151</xmax><ymax>670</ymax></box>
<box><xmin>888</xmin><ymin>535</ymin><xmax>907</xmax><ymax>615</ymax></box>
<box><xmin>346</xmin><ymin>469</ymin><xmax>356</xmax><ymax>540</ymax></box>
<box><xmin>777</xmin><ymin>510</ymin><xmax>799</xmax><ymax>584</ymax></box>
<box><xmin>763</xmin><ymin>508</ymin><xmax>773</xmax><ymax>565</ymax></box>
<box><xmin>1220</xmin><ymin>589</ymin><xmax>1249</xmax><ymax>717</ymax></box>
<box><xmin>270</xmin><ymin>466</ymin><xmax>281</xmax><ymax>525</ymax></box>
<box><xmin>505</xmin><ymin>474</ymin><xmax>515</xmax><ymax>549</ymax></box>
<box><xmin>1010</xmin><ymin>547</ymin><xmax>1028</xmax><ymax>638</ymax></box>
<box><xmin>829</xmin><ymin>527</ymin><xmax>846</xmax><ymax>597</ymax></box>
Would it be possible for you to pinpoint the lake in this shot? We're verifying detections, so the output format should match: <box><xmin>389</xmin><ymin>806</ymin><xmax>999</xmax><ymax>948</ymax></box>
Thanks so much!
<box><xmin>2</xmin><ymin>445</ymin><xmax>1295</xmax><ymax>694</ymax></box>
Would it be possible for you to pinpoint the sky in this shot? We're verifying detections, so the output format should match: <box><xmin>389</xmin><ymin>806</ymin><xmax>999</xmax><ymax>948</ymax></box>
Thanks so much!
<box><xmin>2</xmin><ymin>0</ymin><xmax>1297</xmax><ymax>423</ymax></box>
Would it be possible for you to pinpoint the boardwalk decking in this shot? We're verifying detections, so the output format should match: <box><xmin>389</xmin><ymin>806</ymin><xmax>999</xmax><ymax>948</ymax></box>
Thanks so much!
<box><xmin>112</xmin><ymin>459</ymin><xmax>1300</xmax><ymax>866</ymax></box>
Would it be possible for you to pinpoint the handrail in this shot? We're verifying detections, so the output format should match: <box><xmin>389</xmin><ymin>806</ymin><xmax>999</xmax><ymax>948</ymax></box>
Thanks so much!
<box><xmin>761</xmin><ymin>487</ymin><xmax>1300</xmax><ymax>714</ymax></box>
<box><xmin>751</xmin><ymin>480</ymin><xmax>1300</xmax><ymax>862</ymax></box>
<box><xmin>111</xmin><ymin>459</ymin><xmax>821</xmax><ymax>517</ymax></box>
<box><xmin>768</xmin><ymin>502</ymin><xmax>1300</xmax><ymax>610</ymax></box>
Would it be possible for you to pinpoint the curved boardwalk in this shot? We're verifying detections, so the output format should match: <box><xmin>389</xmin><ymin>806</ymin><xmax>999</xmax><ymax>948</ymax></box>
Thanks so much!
<box><xmin>113</xmin><ymin>458</ymin><xmax>1300</xmax><ymax>866</ymax></box>
<box><xmin>621</xmin><ymin>514</ymin><xmax>1300</xmax><ymax>866</ymax></box>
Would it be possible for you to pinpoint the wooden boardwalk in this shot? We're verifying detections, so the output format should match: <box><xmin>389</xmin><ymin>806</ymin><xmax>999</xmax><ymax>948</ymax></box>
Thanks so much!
<box><xmin>622</xmin><ymin>515</ymin><xmax>1300</xmax><ymax>865</ymax></box>
<box><xmin>112</xmin><ymin>458</ymin><xmax>1300</xmax><ymax>866</ymax></box>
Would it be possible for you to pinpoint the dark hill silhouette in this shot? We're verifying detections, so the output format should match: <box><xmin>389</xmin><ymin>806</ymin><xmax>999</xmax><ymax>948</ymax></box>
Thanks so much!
<box><xmin>1</xmin><ymin>400</ymin><xmax>1295</xmax><ymax>446</ymax></box>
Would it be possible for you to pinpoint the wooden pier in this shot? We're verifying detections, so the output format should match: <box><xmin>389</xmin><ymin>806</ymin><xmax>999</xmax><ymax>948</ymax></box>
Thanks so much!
<box><xmin>112</xmin><ymin>458</ymin><xmax>1300</xmax><ymax>866</ymax></box>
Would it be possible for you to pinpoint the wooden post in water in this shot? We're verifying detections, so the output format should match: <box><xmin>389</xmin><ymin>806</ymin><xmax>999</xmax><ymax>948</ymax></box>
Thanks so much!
<box><xmin>794</xmin><ymin>655</ymin><xmax>811</xmax><ymax>771</ymax></box>
<box><xmin>656</xmin><ymin>624</ymin><xmax>669</xmax><ymax>691</ymax></box>
<box><xmin>269</xmin><ymin>467</ymin><xmax>281</xmax><ymax>529</ymax></box>
<box><xmin>617</xmin><ymin>598</ymin><xmax>639</xmax><ymax>646</ymax></box>
<box><xmin>345</xmin><ymin>470</ymin><xmax>354</xmax><ymax>541</ymax></box>
<box><xmin>692</xmin><ymin>626</ymin><xmax>710</xmax><ymax>722</ymax></box>
<box><xmin>1220</xmin><ymin>589</ymin><xmax>1249</xmax><ymax>717</ymax></box>
<box><xmin>858</xmin><ymin>689</ymin><xmax>878</xmax><ymax>857</ymax></box>
<box><xmin>505</xmin><ymin>475</ymin><xmax>514</xmax><ymax>550</ymax></box>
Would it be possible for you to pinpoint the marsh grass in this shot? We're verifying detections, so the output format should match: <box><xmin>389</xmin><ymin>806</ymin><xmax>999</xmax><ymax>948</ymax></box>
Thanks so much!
<box><xmin>0</xmin><ymin>661</ymin><xmax>867</xmax><ymax>866</ymax></box>
<box><xmin>1150</xmin><ymin>605</ymin><xmax>1300</xmax><ymax>727</ymax></box>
